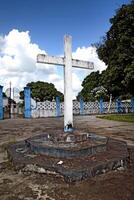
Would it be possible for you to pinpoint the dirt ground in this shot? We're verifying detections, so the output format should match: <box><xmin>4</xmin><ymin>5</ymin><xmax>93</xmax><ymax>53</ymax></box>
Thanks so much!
<box><xmin>0</xmin><ymin>115</ymin><xmax>134</xmax><ymax>200</ymax></box>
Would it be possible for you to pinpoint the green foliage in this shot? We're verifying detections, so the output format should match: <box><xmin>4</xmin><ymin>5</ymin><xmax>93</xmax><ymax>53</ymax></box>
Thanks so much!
<box><xmin>92</xmin><ymin>86</ymin><xmax>109</xmax><ymax>101</ymax></box>
<box><xmin>78</xmin><ymin>1</ymin><xmax>134</xmax><ymax>101</ymax></box>
<box><xmin>3</xmin><ymin>92</ymin><xmax>7</xmax><ymax>97</ymax></box>
<box><xmin>20</xmin><ymin>81</ymin><xmax>64</xmax><ymax>102</ymax></box>
<box><xmin>77</xmin><ymin>71</ymin><xmax>101</xmax><ymax>101</ymax></box>
<box><xmin>97</xmin><ymin>114</ymin><xmax>134</xmax><ymax>123</ymax></box>
<box><xmin>20</xmin><ymin>91</ymin><xmax>24</xmax><ymax>100</ymax></box>
<box><xmin>96</xmin><ymin>1</ymin><xmax>134</xmax><ymax>98</ymax></box>
<box><xmin>77</xmin><ymin>71</ymin><xmax>109</xmax><ymax>101</ymax></box>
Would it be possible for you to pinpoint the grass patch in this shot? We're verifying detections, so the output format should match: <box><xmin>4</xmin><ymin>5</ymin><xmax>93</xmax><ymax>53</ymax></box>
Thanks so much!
<box><xmin>97</xmin><ymin>114</ymin><xmax>134</xmax><ymax>123</ymax></box>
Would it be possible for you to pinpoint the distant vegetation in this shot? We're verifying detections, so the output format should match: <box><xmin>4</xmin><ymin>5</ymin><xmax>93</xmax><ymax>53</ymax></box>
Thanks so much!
<box><xmin>3</xmin><ymin>92</ymin><xmax>7</xmax><ymax>97</ymax></box>
<box><xmin>20</xmin><ymin>81</ymin><xmax>64</xmax><ymax>102</ymax></box>
<box><xmin>78</xmin><ymin>1</ymin><xmax>134</xmax><ymax>101</ymax></box>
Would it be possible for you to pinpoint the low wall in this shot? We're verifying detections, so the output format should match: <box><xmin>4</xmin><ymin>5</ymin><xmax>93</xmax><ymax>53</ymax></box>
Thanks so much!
<box><xmin>31</xmin><ymin>100</ymin><xmax>133</xmax><ymax>118</ymax></box>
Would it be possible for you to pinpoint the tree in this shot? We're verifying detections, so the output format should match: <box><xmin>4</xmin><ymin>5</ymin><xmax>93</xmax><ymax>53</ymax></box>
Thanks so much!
<box><xmin>20</xmin><ymin>81</ymin><xmax>64</xmax><ymax>102</ymax></box>
<box><xmin>96</xmin><ymin>1</ymin><xmax>134</xmax><ymax>98</ymax></box>
<box><xmin>3</xmin><ymin>92</ymin><xmax>7</xmax><ymax>97</ymax></box>
<box><xmin>77</xmin><ymin>71</ymin><xmax>101</xmax><ymax>101</ymax></box>
<box><xmin>78</xmin><ymin>1</ymin><xmax>134</xmax><ymax>100</ymax></box>
<box><xmin>91</xmin><ymin>86</ymin><xmax>109</xmax><ymax>101</ymax></box>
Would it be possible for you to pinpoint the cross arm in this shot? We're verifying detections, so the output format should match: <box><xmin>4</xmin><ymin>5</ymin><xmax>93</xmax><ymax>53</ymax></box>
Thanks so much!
<box><xmin>37</xmin><ymin>54</ymin><xmax>94</xmax><ymax>70</ymax></box>
<box><xmin>72</xmin><ymin>59</ymin><xmax>94</xmax><ymax>69</ymax></box>
<box><xmin>37</xmin><ymin>54</ymin><xmax>64</xmax><ymax>66</ymax></box>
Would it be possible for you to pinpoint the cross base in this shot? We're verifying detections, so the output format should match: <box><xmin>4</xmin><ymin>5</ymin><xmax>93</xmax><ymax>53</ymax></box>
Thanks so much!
<box><xmin>64</xmin><ymin>127</ymin><xmax>74</xmax><ymax>132</ymax></box>
<box><xmin>7</xmin><ymin>131</ymin><xmax>129</xmax><ymax>182</ymax></box>
<box><xmin>64</xmin><ymin>124</ymin><xmax>74</xmax><ymax>133</ymax></box>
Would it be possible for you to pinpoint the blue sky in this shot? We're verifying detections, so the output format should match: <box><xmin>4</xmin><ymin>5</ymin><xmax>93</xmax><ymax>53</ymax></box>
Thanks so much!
<box><xmin>0</xmin><ymin>0</ymin><xmax>131</xmax><ymax>97</ymax></box>
<box><xmin>0</xmin><ymin>0</ymin><xmax>131</xmax><ymax>54</ymax></box>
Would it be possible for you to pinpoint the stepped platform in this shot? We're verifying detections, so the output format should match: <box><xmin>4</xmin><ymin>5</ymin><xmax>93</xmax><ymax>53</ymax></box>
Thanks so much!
<box><xmin>7</xmin><ymin>130</ymin><xmax>129</xmax><ymax>182</ymax></box>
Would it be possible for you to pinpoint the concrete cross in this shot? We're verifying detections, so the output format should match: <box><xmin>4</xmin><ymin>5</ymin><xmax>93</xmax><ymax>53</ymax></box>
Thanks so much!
<box><xmin>37</xmin><ymin>35</ymin><xmax>94</xmax><ymax>132</ymax></box>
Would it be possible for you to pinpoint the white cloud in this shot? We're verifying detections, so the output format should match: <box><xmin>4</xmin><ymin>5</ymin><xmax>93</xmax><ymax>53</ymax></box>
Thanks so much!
<box><xmin>71</xmin><ymin>46</ymin><xmax>107</xmax><ymax>98</ymax></box>
<box><xmin>72</xmin><ymin>46</ymin><xmax>106</xmax><ymax>75</ymax></box>
<box><xmin>0</xmin><ymin>29</ymin><xmax>107</xmax><ymax>99</ymax></box>
<box><xmin>48</xmin><ymin>73</ymin><xmax>64</xmax><ymax>94</ymax></box>
<box><xmin>0</xmin><ymin>29</ymin><xmax>56</xmax><ymax>89</ymax></box>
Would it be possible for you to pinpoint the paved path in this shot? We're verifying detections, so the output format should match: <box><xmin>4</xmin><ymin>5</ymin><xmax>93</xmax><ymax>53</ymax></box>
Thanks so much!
<box><xmin>74</xmin><ymin>115</ymin><xmax>134</xmax><ymax>146</ymax></box>
<box><xmin>0</xmin><ymin>115</ymin><xmax>134</xmax><ymax>151</ymax></box>
<box><xmin>0</xmin><ymin>115</ymin><xmax>134</xmax><ymax>163</ymax></box>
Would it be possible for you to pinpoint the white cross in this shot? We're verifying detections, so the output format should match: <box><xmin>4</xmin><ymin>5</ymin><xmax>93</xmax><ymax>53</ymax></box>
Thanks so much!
<box><xmin>37</xmin><ymin>35</ymin><xmax>94</xmax><ymax>132</ymax></box>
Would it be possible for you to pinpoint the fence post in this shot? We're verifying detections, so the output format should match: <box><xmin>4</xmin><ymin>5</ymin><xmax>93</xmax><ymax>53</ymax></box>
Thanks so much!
<box><xmin>99</xmin><ymin>97</ymin><xmax>103</xmax><ymax>113</ymax></box>
<box><xmin>131</xmin><ymin>98</ymin><xmax>134</xmax><ymax>113</ymax></box>
<box><xmin>116</xmin><ymin>99</ymin><xmax>119</xmax><ymax>113</ymax></box>
<box><xmin>0</xmin><ymin>85</ymin><xmax>3</xmax><ymax>120</ymax></box>
<box><xmin>24</xmin><ymin>87</ymin><xmax>31</xmax><ymax>118</ymax></box>
<box><xmin>116</xmin><ymin>98</ymin><xmax>122</xmax><ymax>113</ymax></box>
<box><xmin>80</xmin><ymin>96</ymin><xmax>84</xmax><ymax>115</ymax></box>
<box><xmin>56</xmin><ymin>96</ymin><xmax>60</xmax><ymax>117</ymax></box>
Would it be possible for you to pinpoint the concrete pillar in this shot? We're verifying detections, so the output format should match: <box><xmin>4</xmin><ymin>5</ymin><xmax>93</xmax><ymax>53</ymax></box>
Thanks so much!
<box><xmin>116</xmin><ymin>98</ymin><xmax>122</xmax><ymax>113</ymax></box>
<box><xmin>80</xmin><ymin>97</ymin><xmax>84</xmax><ymax>115</ymax></box>
<box><xmin>99</xmin><ymin>97</ymin><xmax>103</xmax><ymax>113</ymax></box>
<box><xmin>56</xmin><ymin>96</ymin><xmax>60</xmax><ymax>117</ymax></box>
<box><xmin>116</xmin><ymin>99</ymin><xmax>119</xmax><ymax>113</ymax></box>
<box><xmin>64</xmin><ymin>35</ymin><xmax>73</xmax><ymax>132</ymax></box>
<box><xmin>0</xmin><ymin>85</ymin><xmax>3</xmax><ymax>120</ymax></box>
<box><xmin>131</xmin><ymin>98</ymin><xmax>134</xmax><ymax>113</ymax></box>
<box><xmin>24</xmin><ymin>87</ymin><xmax>31</xmax><ymax>118</ymax></box>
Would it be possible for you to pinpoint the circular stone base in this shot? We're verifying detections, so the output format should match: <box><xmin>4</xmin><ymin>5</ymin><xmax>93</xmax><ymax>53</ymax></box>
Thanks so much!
<box><xmin>7</xmin><ymin>131</ymin><xmax>129</xmax><ymax>182</ymax></box>
<box><xmin>25</xmin><ymin>131</ymin><xmax>108</xmax><ymax>158</ymax></box>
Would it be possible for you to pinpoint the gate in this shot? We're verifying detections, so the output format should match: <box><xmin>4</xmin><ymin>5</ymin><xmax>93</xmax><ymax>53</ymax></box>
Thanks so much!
<box><xmin>3</xmin><ymin>87</ymin><xmax>24</xmax><ymax>119</ymax></box>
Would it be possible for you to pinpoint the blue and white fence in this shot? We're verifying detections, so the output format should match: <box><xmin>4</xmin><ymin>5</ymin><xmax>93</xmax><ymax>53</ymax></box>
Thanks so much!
<box><xmin>30</xmin><ymin>97</ymin><xmax>134</xmax><ymax>118</ymax></box>
<box><xmin>1</xmin><ymin>84</ymin><xmax>133</xmax><ymax>120</ymax></box>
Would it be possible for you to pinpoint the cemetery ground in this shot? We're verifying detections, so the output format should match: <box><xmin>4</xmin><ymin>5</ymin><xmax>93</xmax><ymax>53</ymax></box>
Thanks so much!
<box><xmin>0</xmin><ymin>115</ymin><xmax>134</xmax><ymax>200</ymax></box>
